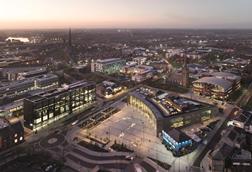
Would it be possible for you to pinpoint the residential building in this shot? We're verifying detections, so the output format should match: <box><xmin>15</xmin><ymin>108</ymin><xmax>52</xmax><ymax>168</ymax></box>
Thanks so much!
<box><xmin>0</xmin><ymin>118</ymin><xmax>24</xmax><ymax>151</ymax></box>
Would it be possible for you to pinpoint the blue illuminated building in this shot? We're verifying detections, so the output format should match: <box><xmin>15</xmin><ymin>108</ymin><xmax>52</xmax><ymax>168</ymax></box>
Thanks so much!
<box><xmin>162</xmin><ymin>129</ymin><xmax>192</xmax><ymax>155</ymax></box>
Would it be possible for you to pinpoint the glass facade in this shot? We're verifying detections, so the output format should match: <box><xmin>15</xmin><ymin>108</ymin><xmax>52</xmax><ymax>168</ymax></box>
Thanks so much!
<box><xmin>128</xmin><ymin>95</ymin><xmax>157</xmax><ymax>129</ymax></box>
<box><xmin>193</xmin><ymin>82</ymin><xmax>232</xmax><ymax>100</ymax></box>
<box><xmin>24</xmin><ymin>82</ymin><xmax>96</xmax><ymax>130</ymax></box>
<box><xmin>95</xmin><ymin>59</ymin><xmax>126</xmax><ymax>75</ymax></box>
<box><xmin>169</xmin><ymin>109</ymin><xmax>212</xmax><ymax>129</ymax></box>
<box><xmin>162</xmin><ymin>130</ymin><xmax>192</xmax><ymax>152</ymax></box>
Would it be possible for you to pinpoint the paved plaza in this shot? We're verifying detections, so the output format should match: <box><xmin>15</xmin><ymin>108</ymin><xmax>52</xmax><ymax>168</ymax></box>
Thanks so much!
<box><xmin>86</xmin><ymin>103</ymin><xmax>196</xmax><ymax>171</ymax></box>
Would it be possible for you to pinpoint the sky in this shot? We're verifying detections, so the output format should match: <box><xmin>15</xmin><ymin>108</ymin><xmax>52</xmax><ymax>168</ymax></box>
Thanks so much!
<box><xmin>0</xmin><ymin>0</ymin><xmax>251</xmax><ymax>29</ymax></box>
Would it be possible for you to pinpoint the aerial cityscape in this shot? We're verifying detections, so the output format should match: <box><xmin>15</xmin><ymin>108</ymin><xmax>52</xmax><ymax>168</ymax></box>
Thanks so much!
<box><xmin>1</xmin><ymin>1</ymin><xmax>252</xmax><ymax>172</ymax></box>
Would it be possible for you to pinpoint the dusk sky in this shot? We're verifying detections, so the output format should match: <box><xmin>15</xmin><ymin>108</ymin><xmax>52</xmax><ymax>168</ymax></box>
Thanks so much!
<box><xmin>0</xmin><ymin>0</ymin><xmax>251</xmax><ymax>29</ymax></box>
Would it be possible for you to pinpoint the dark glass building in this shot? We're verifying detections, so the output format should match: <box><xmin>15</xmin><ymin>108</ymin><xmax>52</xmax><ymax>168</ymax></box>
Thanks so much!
<box><xmin>24</xmin><ymin>81</ymin><xmax>96</xmax><ymax>130</ymax></box>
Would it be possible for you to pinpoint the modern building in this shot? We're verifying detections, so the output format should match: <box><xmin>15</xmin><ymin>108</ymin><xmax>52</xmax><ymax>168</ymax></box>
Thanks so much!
<box><xmin>0</xmin><ymin>118</ymin><xmax>24</xmax><ymax>151</ymax></box>
<box><xmin>193</xmin><ymin>77</ymin><xmax>233</xmax><ymax>100</ymax></box>
<box><xmin>0</xmin><ymin>74</ymin><xmax>59</xmax><ymax>100</ymax></box>
<box><xmin>91</xmin><ymin>58</ymin><xmax>126</xmax><ymax>74</ymax></box>
<box><xmin>0</xmin><ymin>100</ymin><xmax>23</xmax><ymax>117</ymax></box>
<box><xmin>161</xmin><ymin>129</ymin><xmax>193</xmax><ymax>155</ymax></box>
<box><xmin>128</xmin><ymin>87</ymin><xmax>218</xmax><ymax>136</ymax></box>
<box><xmin>0</xmin><ymin>67</ymin><xmax>47</xmax><ymax>81</ymax></box>
<box><xmin>204</xmin><ymin>72</ymin><xmax>241</xmax><ymax>90</ymax></box>
<box><xmin>17</xmin><ymin>68</ymin><xmax>47</xmax><ymax>80</ymax></box>
<box><xmin>24</xmin><ymin>81</ymin><xmax>96</xmax><ymax>131</ymax></box>
<box><xmin>121</xmin><ymin>65</ymin><xmax>154</xmax><ymax>82</ymax></box>
<box><xmin>34</xmin><ymin>74</ymin><xmax>59</xmax><ymax>90</ymax></box>
<box><xmin>193</xmin><ymin>72</ymin><xmax>241</xmax><ymax>100</ymax></box>
<box><xmin>97</xmin><ymin>81</ymin><xmax>124</xmax><ymax>98</ymax></box>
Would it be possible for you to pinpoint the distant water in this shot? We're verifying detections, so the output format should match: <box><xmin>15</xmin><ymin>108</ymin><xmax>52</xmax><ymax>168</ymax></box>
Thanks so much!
<box><xmin>6</xmin><ymin>37</ymin><xmax>29</xmax><ymax>43</ymax></box>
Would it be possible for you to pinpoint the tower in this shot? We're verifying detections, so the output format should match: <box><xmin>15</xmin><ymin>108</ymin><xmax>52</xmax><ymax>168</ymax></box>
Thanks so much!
<box><xmin>182</xmin><ymin>56</ymin><xmax>189</xmax><ymax>88</ymax></box>
<box><xmin>68</xmin><ymin>28</ymin><xmax>72</xmax><ymax>47</ymax></box>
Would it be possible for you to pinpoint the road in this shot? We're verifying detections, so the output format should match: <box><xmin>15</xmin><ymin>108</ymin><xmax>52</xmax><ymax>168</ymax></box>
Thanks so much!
<box><xmin>237</xmin><ymin>82</ymin><xmax>252</xmax><ymax>107</ymax></box>
<box><xmin>0</xmin><ymin>85</ymin><xmax>139</xmax><ymax>167</ymax></box>
<box><xmin>194</xmin><ymin>107</ymin><xmax>238</xmax><ymax>166</ymax></box>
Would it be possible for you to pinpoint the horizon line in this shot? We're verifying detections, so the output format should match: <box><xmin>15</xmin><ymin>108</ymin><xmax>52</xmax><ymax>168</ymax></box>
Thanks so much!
<box><xmin>1</xmin><ymin>27</ymin><xmax>252</xmax><ymax>31</ymax></box>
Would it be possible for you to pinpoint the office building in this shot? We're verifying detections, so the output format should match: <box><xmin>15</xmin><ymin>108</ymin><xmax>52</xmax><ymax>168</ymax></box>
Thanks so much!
<box><xmin>121</xmin><ymin>65</ymin><xmax>154</xmax><ymax>82</ymax></box>
<box><xmin>0</xmin><ymin>100</ymin><xmax>23</xmax><ymax>118</ymax></box>
<box><xmin>24</xmin><ymin>81</ymin><xmax>96</xmax><ymax>131</ymax></box>
<box><xmin>0</xmin><ymin>74</ymin><xmax>59</xmax><ymax>100</ymax></box>
<box><xmin>97</xmin><ymin>81</ymin><xmax>124</xmax><ymax>98</ymax></box>
<box><xmin>193</xmin><ymin>77</ymin><xmax>233</xmax><ymax>100</ymax></box>
<box><xmin>91</xmin><ymin>58</ymin><xmax>126</xmax><ymax>74</ymax></box>
<box><xmin>161</xmin><ymin>129</ymin><xmax>193</xmax><ymax>155</ymax></box>
<box><xmin>0</xmin><ymin>67</ymin><xmax>46</xmax><ymax>81</ymax></box>
<box><xmin>193</xmin><ymin>72</ymin><xmax>241</xmax><ymax>100</ymax></box>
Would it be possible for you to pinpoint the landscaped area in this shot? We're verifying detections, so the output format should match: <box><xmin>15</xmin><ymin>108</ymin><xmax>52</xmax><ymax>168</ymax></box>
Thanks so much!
<box><xmin>144</xmin><ymin>79</ymin><xmax>189</xmax><ymax>93</ymax></box>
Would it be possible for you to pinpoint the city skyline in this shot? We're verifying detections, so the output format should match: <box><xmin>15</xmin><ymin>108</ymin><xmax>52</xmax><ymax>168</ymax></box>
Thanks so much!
<box><xmin>0</xmin><ymin>0</ymin><xmax>252</xmax><ymax>29</ymax></box>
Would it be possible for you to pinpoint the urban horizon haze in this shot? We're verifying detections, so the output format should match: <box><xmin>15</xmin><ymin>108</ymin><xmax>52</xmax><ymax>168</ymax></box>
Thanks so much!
<box><xmin>0</xmin><ymin>0</ymin><xmax>252</xmax><ymax>29</ymax></box>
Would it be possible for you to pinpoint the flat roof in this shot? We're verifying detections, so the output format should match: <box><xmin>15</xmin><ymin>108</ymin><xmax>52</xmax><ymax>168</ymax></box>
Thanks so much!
<box><xmin>129</xmin><ymin>92</ymin><xmax>163</xmax><ymax>120</ymax></box>
<box><xmin>130</xmin><ymin>87</ymin><xmax>210</xmax><ymax>119</ymax></box>
<box><xmin>26</xmin><ymin>81</ymin><xmax>95</xmax><ymax>103</ymax></box>
<box><xmin>194</xmin><ymin>77</ymin><xmax>233</xmax><ymax>91</ymax></box>
<box><xmin>164</xmin><ymin>129</ymin><xmax>191</xmax><ymax>143</ymax></box>
<box><xmin>96</xmin><ymin>58</ymin><xmax>123</xmax><ymax>63</ymax></box>
<box><xmin>0</xmin><ymin>74</ymin><xmax>58</xmax><ymax>93</ymax></box>
<box><xmin>210</xmin><ymin>72</ymin><xmax>241</xmax><ymax>81</ymax></box>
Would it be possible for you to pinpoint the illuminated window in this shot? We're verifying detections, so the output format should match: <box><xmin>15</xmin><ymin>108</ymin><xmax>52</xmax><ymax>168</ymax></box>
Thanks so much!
<box><xmin>43</xmin><ymin>115</ymin><xmax>48</xmax><ymax>121</ymax></box>
<box><xmin>49</xmin><ymin>113</ymin><xmax>53</xmax><ymax>118</ymax></box>
<box><xmin>35</xmin><ymin>118</ymin><xmax>41</xmax><ymax>124</ymax></box>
